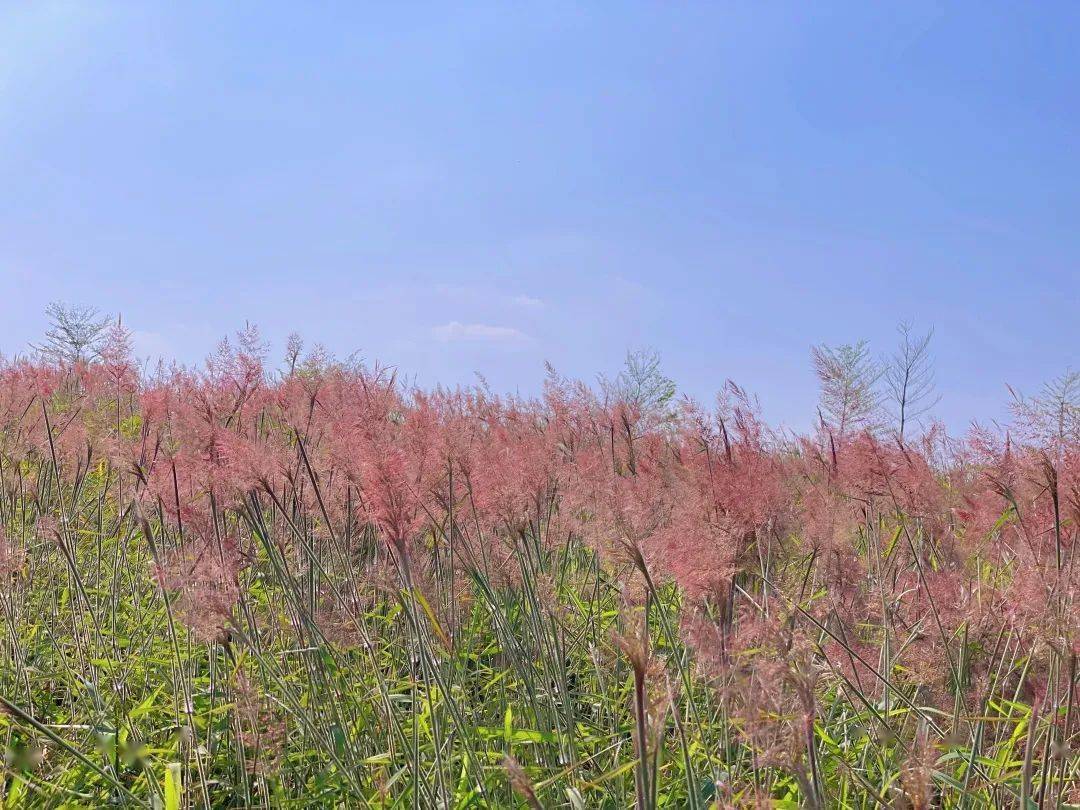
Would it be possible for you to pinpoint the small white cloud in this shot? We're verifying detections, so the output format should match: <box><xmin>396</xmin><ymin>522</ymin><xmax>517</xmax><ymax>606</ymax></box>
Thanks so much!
<box><xmin>432</xmin><ymin>322</ymin><xmax>529</xmax><ymax>344</ymax></box>
<box><xmin>511</xmin><ymin>294</ymin><xmax>544</xmax><ymax>309</ymax></box>
<box><xmin>131</xmin><ymin>329</ymin><xmax>171</xmax><ymax>360</ymax></box>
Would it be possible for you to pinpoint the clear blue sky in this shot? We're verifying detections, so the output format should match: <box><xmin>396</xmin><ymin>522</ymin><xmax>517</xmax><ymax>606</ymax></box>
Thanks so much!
<box><xmin>1</xmin><ymin>2</ymin><xmax>1076</xmax><ymax>432</ymax></box>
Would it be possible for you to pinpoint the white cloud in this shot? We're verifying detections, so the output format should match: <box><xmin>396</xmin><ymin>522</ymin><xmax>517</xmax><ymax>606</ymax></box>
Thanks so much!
<box><xmin>131</xmin><ymin>329</ymin><xmax>171</xmax><ymax>360</ymax></box>
<box><xmin>432</xmin><ymin>321</ymin><xmax>529</xmax><ymax>344</ymax></box>
<box><xmin>356</xmin><ymin>284</ymin><xmax>545</xmax><ymax>312</ymax></box>
<box><xmin>511</xmin><ymin>294</ymin><xmax>544</xmax><ymax>309</ymax></box>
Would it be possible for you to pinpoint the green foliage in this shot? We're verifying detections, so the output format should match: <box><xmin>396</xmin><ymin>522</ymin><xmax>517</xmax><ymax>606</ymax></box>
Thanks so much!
<box><xmin>0</xmin><ymin>460</ymin><xmax>1074</xmax><ymax>808</ymax></box>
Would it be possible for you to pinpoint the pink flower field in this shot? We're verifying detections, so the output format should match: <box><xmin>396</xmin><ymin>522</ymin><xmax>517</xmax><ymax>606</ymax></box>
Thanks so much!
<box><xmin>0</xmin><ymin>318</ymin><xmax>1075</xmax><ymax>807</ymax></box>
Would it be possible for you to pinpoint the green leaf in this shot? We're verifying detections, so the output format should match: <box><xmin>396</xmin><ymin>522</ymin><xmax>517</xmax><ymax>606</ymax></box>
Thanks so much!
<box><xmin>164</xmin><ymin>762</ymin><xmax>182</xmax><ymax>810</ymax></box>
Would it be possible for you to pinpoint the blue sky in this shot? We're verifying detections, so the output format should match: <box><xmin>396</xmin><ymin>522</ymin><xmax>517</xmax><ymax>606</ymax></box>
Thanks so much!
<box><xmin>1</xmin><ymin>2</ymin><xmax>1076</xmax><ymax>432</ymax></box>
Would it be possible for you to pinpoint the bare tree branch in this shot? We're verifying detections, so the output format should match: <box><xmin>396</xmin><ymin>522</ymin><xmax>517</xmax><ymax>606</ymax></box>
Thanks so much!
<box><xmin>884</xmin><ymin>323</ymin><xmax>940</xmax><ymax>441</ymax></box>
<box><xmin>1010</xmin><ymin>368</ymin><xmax>1079</xmax><ymax>449</ymax></box>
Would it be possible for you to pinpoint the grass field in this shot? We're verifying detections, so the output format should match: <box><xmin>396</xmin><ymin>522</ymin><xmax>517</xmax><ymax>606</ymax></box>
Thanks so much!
<box><xmin>0</xmin><ymin>333</ymin><xmax>1075</xmax><ymax>808</ymax></box>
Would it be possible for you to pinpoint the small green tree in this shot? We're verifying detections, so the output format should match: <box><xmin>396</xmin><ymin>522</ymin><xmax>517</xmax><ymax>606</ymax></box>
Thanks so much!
<box><xmin>33</xmin><ymin>302</ymin><xmax>109</xmax><ymax>366</ymax></box>
<box><xmin>601</xmin><ymin>348</ymin><xmax>677</xmax><ymax>424</ymax></box>
<box><xmin>812</xmin><ymin>340</ymin><xmax>881</xmax><ymax>440</ymax></box>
